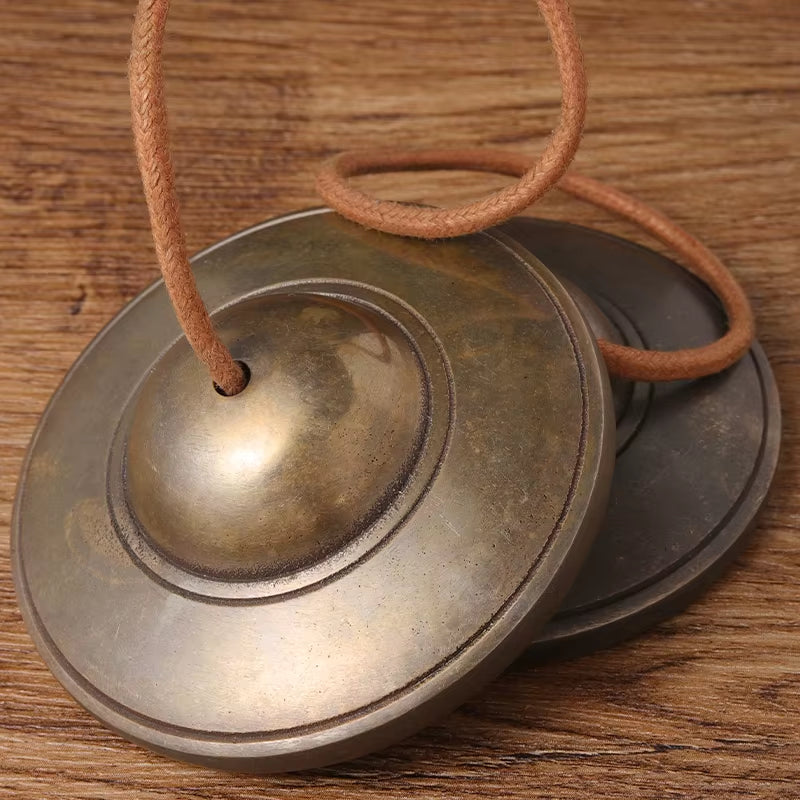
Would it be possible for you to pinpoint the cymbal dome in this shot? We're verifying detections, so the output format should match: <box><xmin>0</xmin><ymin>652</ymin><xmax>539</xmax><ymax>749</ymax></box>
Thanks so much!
<box><xmin>125</xmin><ymin>293</ymin><xmax>428</xmax><ymax>579</ymax></box>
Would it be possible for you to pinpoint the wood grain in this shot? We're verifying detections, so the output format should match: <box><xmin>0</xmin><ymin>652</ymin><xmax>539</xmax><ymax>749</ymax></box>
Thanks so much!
<box><xmin>1</xmin><ymin>1</ymin><xmax>798</xmax><ymax>796</ymax></box>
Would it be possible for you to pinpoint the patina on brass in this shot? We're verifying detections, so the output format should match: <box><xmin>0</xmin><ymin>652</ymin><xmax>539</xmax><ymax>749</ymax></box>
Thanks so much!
<box><xmin>13</xmin><ymin>210</ymin><xmax>614</xmax><ymax>772</ymax></box>
<box><xmin>126</xmin><ymin>293</ymin><xmax>429</xmax><ymax>579</ymax></box>
<box><xmin>501</xmin><ymin>217</ymin><xmax>781</xmax><ymax>659</ymax></box>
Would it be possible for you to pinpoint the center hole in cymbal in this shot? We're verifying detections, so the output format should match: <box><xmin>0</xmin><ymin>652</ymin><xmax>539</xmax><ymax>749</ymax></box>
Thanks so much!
<box><xmin>214</xmin><ymin>360</ymin><xmax>251</xmax><ymax>397</ymax></box>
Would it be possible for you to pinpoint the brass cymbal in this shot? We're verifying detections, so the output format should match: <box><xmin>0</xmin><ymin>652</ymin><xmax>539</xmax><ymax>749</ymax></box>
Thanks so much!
<box><xmin>500</xmin><ymin>217</ymin><xmax>781</xmax><ymax>659</ymax></box>
<box><xmin>13</xmin><ymin>209</ymin><xmax>614</xmax><ymax>771</ymax></box>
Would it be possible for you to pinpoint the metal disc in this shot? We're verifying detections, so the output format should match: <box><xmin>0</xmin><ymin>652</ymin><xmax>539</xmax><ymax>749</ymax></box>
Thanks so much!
<box><xmin>12</xmin><ymin>209</ymin><xmax>614</xmax><ymax>771</ymax></box>
<box><xmin>500</xmin><ymin>217</ymin><xmax>781</xmax><ymax>659</ymax></box>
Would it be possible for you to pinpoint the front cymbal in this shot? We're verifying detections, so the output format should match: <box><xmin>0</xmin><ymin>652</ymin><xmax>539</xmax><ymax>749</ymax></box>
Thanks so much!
<box><xmin>13</xmin><ymin>209</ymin><xmax>614</xmax><ymax>771</ymax></box>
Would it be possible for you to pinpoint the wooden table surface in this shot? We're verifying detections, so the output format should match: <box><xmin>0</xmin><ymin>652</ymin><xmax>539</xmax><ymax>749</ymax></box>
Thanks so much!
<box><xmin>1</xmin><ymin>1</ymin><xmax>798</xmax><ymax>797</ymax></box>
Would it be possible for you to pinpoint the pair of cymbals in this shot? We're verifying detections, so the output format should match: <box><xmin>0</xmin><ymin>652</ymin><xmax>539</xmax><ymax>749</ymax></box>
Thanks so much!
<box><xmin>12</xmin><ymin>210</ymin><xmax>780</xmax><ymax>772</ymax></box>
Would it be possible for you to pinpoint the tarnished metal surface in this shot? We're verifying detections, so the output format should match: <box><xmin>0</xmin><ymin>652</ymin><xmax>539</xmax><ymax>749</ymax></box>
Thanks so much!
<box><xmin>13</xmin><ymin>210</ymin><xmax>613</xmax><ymax>771</ymax></box>
<box><xmin>126</xmin><ymin>293</ymin><xmax>429</xmax><ymax>579</ymax></box>
<box><xmin>501</xmin><ymin>217</ymin><xmax>782</xmax><ymax>659</ymax></box>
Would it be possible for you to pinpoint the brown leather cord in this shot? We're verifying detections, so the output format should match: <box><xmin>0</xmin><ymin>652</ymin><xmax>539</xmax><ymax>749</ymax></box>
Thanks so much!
<box><xmin>129</xmin><ymin>0</ymin><xmax>754</xmax><ymax>388</ymax></box>
<box><xmin>130</xmin><ymin>0</ymin><xmax>246</xmax><ymax>396</ymax></box>
<box><xmin>319</xmin><ymin>147</ymin><xmax>755</xmax><ymax>381</ymax></box>
<box><xmin>316</xmin><ymin>0</ymin><xmax>586</xmax><ymax>238</ymax></box>
<box><xmin>561</xmin><ymin>173</ymin><xmax>755</xmax><ymax>380</ymax></box>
